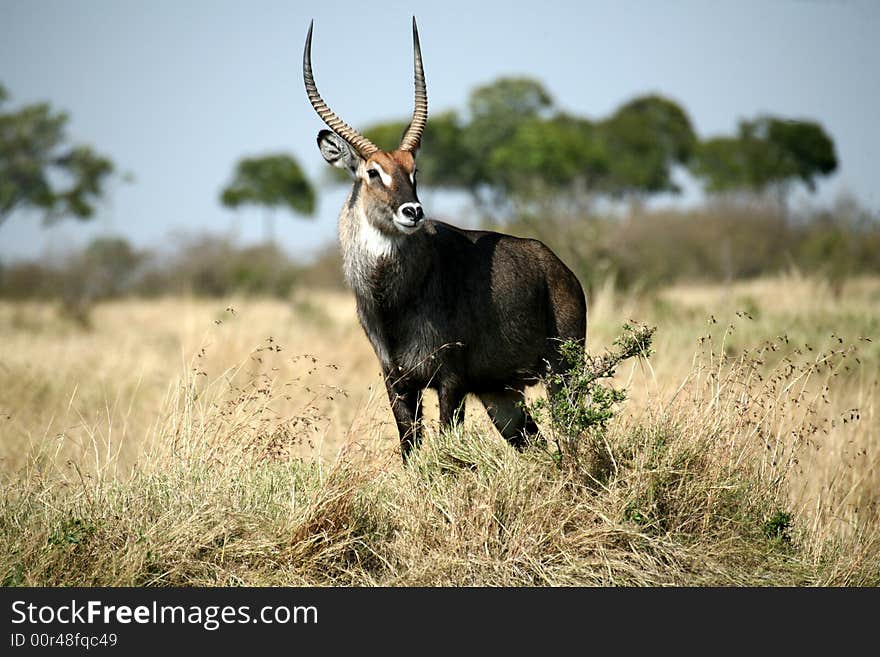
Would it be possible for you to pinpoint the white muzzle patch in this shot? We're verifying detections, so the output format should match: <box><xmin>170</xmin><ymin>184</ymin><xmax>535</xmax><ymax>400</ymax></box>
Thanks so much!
<box><xmin>394</xmin><ymin>202</ymin><xmax>424</xmax><ymax>233</ymax></box>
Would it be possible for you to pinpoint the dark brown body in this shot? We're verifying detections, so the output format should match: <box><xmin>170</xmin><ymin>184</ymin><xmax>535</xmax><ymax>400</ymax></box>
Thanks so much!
<box><xmin>354</xmin><ymin>218</ymin><xmax>587</xmax><ymax>457</ymax></box>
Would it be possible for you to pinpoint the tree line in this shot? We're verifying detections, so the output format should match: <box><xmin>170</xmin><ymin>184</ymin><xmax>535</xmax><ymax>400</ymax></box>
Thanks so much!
<box><xmin>3</xmin><ymin>77</ymin><xmax>877</xmax><ymax>306</ymax></box>
<box><xmin>2</xmin><ymin>77</ymin><xmax>840</xmax><ymax>233</ymax></box>
<box><xmin>357</xmin><ymin>77</ymin><xmax>837</xmax><ymax>216</ymax></box>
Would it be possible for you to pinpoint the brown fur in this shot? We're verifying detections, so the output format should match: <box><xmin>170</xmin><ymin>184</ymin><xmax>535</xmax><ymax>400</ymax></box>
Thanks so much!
<box><xmin>316</xmin><ymin>124</ymin><xmax>586</xmax><ymax>463</ymax></box>
<box><xmin>326</xmin><ymin>142</ymin><xmax>587</xmax><ymax>460</ymax></box>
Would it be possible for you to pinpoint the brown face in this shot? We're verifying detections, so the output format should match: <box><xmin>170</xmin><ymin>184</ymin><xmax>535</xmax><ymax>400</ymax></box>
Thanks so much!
<box><xmin>306</xmin><ymin>19</ymin><xmax>428</xmax><ymax>236</ymax></box>
<box><xmin>359</xmin><ymin>150</ymin><xmax>424</xmax><ymax>235</ymax></box>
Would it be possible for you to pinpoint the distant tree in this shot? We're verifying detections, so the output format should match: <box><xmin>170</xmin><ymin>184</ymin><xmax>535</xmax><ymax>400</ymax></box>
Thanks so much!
<box><xmin>67</xmin><ymin>236</ymin><xmax>145</xmax><ymax>300</ymax></box>
<box><xmin>598</xmin><ymin>94</ymin><xmax>696</xmax><ymax>200</ymax></box>
<box><xmin>362</xmin><ymin>77</ymin><xmax>557</xmax><ymax>215</ymax></box>
<box><xmin>358</xmin><ymin>82</ymin><xmax>699</xmax><ymax>219</ymax></box>
<box><xmin>465</xmin><ymin>77</ymin><xmax>555</xmax><ymax>209</ymax></box>
<box><xmin>690</xmin><ymin>116</ymin><xmax>837</xmax><ymax>203</ymax></box>
<box><xmin>340</xmin><ymin>80</ymin><xmax>836</xmax><ymax>227</ymax></box>
<box><xmin>488</xmin><ymin>114</ymin><xmax>608</xmax><ymax>205</ymax></box>
<box><xmin>466</xmin><ymin>77</ymin><xmax>554</xmax><ymax>150</ymax></box>
<box><xmin>689</xmin><ymin>137</ymin><xmax>749</xmax><ymax>193</ymax></box>
<box><xmin>219</xmin><ymin>153</ymin><xmax>316</xmax><ymax>243</ymax></box>
<box><xmin>0</xmin><ymin>83</ymin><xmax>116</xmax><ymax>227</ymax></box>
<box><xmin>469</xmin><ymin>76</ymin><xmax>554</xmax><ymax>120</ymax></box>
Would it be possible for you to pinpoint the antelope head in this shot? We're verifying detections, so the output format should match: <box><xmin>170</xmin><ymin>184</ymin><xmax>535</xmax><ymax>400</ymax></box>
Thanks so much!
<box><xmin>304</xmin><ymin>17</ymin><xmax>427</xmax><ymax>236</ymax></box>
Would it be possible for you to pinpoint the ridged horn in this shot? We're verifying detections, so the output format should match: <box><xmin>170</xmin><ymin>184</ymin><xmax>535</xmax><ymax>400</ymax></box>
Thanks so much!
<box><xmin>303</xmin><ymin>20</ymin><xmax>379</xmax><ymax>158</ymax></box>
<box><xmin>398</xmin><ymin>16</ymin><xmax>428</xmax><ymax>152</ymax></box>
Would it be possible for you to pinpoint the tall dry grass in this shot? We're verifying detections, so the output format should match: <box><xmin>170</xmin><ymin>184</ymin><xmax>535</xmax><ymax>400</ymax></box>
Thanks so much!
<box><xmin>0</xmin><ymin>275</ymin><xmax>877</xmax><ymax>585</ymax></box>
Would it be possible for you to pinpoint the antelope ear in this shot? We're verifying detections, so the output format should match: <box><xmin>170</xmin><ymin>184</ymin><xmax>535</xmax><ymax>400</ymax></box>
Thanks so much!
<box><xmin>317</xmin><ymin>130</ymin><xmax>361</xmax><ymax>177</ymax></box>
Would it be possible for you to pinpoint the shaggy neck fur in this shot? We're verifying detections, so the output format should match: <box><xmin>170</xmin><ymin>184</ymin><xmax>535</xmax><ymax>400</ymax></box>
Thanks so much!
<box><xmin>338</xmin><ymin>181</ymin><xmax>428</xmax><ymax>308</ymax></box>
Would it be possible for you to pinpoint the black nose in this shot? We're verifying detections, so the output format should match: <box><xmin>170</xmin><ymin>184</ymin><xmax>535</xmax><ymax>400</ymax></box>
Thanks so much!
<box><xmin>401</xmin><ymin>205</ymin><xmax>424</xmax><ymax>221</ymax></box>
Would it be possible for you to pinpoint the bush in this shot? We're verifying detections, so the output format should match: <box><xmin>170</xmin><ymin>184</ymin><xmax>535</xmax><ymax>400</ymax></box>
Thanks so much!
<box><xmin>506</xmin><ymin>194</ymin><xmax>880</xmax><ymax>295</ymax></box>
<box><xmin>145</xmin><ymin>236</ymin><xmax>299</xmax><ymax>298</ymax></box>
<box><xmin>0</xmin><ymin>235</ymin><xmax>320</xmax><ymax>303</ymax></box>
<box><xmin>2</xmin><ymin>194</ymin><xmax>878</xmax><ymax>302</ymax></box>
<box><xmin>529</xmin><ymin>323</ymin><xmax>655</xmax><ymax>476</ymax></box>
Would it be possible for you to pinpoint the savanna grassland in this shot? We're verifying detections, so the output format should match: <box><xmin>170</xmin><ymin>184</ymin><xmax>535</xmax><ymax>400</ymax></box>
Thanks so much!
<box><xmin>1</xmin><ymin>274</ymin><xmax>878</xmax><ymax>586</ymax></box>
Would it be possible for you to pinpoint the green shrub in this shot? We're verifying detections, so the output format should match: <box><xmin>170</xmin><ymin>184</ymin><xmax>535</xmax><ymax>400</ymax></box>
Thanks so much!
<box><xmin>528</xmin><ymin>322</ymin><xmax>655</xmax><ymax>474</ymax></box>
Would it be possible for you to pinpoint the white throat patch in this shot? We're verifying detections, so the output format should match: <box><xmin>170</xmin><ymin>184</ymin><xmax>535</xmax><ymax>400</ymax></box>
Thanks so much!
<box><xmin>357</xmin><ymin>210</ymin><xmax>396</xmax><ymax>259</ymax></box>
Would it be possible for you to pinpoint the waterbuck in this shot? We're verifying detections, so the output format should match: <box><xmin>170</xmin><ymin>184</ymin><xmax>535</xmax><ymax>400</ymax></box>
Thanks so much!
<box><xmin>303</xmin><ymin>18</ymin><xmax>587</xmax><ymax>460</ymax></box>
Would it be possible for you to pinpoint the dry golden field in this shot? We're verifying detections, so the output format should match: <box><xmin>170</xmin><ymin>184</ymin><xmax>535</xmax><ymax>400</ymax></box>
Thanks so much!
<box><xmin>1</xmin><ymin>274</ymin><xmax>878</xmax><ymax>585</ymax></box>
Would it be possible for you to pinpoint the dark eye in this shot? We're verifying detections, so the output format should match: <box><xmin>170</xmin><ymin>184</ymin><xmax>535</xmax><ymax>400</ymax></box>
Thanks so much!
<box><xmin>367</xmin><ymin>169</ymin><xmax>380</xmax><ymax>180</ymax></box>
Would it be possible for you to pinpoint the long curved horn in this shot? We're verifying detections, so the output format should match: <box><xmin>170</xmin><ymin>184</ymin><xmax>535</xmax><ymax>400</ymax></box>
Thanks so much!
<box><xmin>303</xmin><ymin>20</ymin><xmax>379</xmax><ymax>158</ymax></box>
<box><xmin>398</xmin><ymin>16</ymin><xmax>428</xmax><ymax>152</ymax></box>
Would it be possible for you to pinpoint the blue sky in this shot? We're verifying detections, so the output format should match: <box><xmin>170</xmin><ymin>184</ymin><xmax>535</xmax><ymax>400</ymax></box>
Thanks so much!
<box><xmin>1</xmin><ymin>0</ymin><xmax>878</xmax><ymax>262</ymax></box>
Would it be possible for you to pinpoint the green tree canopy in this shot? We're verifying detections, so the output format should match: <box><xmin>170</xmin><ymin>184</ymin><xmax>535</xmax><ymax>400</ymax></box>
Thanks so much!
<box><xmin>468</xmin><ymin>76</ymin><xmax>554</xmax><ymax>121</ymax></box>
<box><xmin>690</xmin><ymin>116</ymin><xmax>837</xmax><ymax>197</ymax></box>
<box><xmin>344</xmin><ymin>77</ymin><xmax>838</xmax><ymax>221</ymax></box>
<box><xmin>759</xmin><ymin>117</ymin><xmax>837</xmax><ymax>191</ymax></box>
<box><xmin>689</xmin><ymin>136</ymin><xmax>751</xmax><ymax>193</ymax></box>
<box><xmin>220</xmin><ymin>153</ymin><xmax>315</xmax><ymax>215</ymax></box>
<box><xmin>0</xmin><ymin>83</ymin><xmax>116</xmax><ymax>227</ymax></box>
<box><xmin>362</xmin><ymin>77</ymin><xmax>558</xmax><ymax>210</ymax></box>
<box><xmin>488</xmin><ymin>114</ymin><xmax>608</xmax><ymax>198</ymax></box>
<box><xmin>220</xmin><ymin>153</ymin><xmax>316</xmax><ymax>244</ymax></box>
<box><xmin>465</xmin><ymin>77</ymin><xmax>555</xmax><ymax>199</ymax></box>
<box><xmin>358</xmin><ymin>81</ymin><xmax>696</xmax><ymax>212</ymax></box>
<box><xmin>599</xmin><ymin>94</ymin><xmax>696</xmax><ymax>197</ymax></box>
